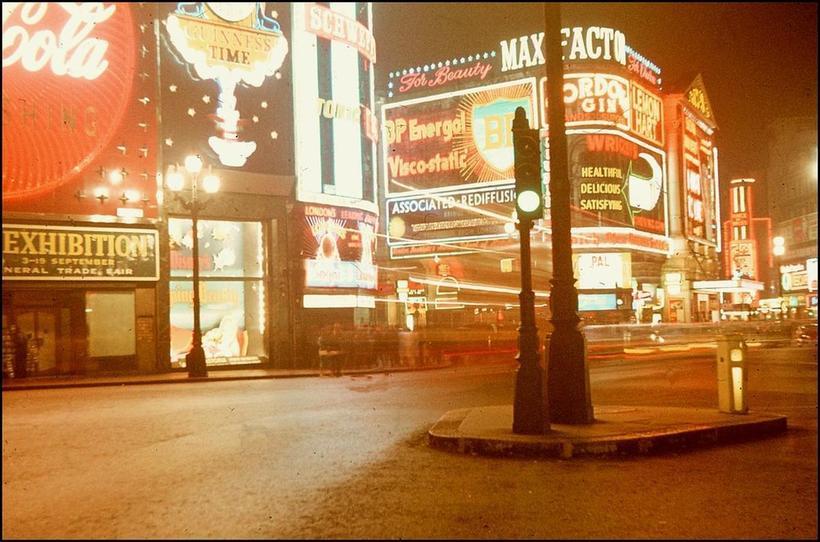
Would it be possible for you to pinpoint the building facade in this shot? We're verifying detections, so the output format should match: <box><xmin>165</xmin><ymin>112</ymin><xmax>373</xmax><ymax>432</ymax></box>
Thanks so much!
<box><xmin>3</xmin><ymin>3</ymin><xmax>163</xmax><ymax>377</ymax></box>
<box><xmin>766</xmin><ymin>117</ymin><xmax>818</xmax><ymax>316</ymax></box>
<box><xmin>377</xmin><ymin>26</ymin><xmax>720</xmax><ymax>327</ymax></box>
<box><xmin>659</xmin><ymin>74</ymin><xmax>722</xmax><ymax>323</ymax></box>
<box><xmin>2</xmin><ymin>2</ymin><xmax>378</xmax><ymax>376</ymax></box>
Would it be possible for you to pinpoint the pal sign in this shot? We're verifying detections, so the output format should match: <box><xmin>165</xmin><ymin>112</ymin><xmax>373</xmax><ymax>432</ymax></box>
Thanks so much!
<box><xmin>573</xmin><ymin>253</ymin><xmax>631</xmax><ymax>290</ymax></box>
<box><xmin>807</xmin><ymin>258</ymin><xmax>817</xmax><ymax>292</ymax></box>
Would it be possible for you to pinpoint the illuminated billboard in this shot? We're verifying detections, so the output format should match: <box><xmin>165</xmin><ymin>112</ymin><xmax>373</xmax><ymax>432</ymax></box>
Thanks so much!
<box><xmin>573</xmin><ymin>252</ymin><xmax>632</xmax><ymax>290</ymax></box>
<box><xmin>681</xmin><ymin>76</ymin><xmax>719</xmax><ymax>246</ymax></box>
<box><xmin>2</xmin><ymin>2</ymin><xmax>159</xmax><ymax>218</ymax></box>
<box><xmin>567</xmin><ymin>129</ymin><xmax>667</xmax><ymax>236</ymax></box>
<box><xmin>382</xmin><ymin>25</ymin><xmax>668</xmax><ymax>258</ymax></box>
<box><xmin>728</xmin><ymin>240</ymin><xmax>757</xmax><ymax>279</ymax></box>
<box><xmin>386</xmin><ymin>184</ymin><xmax>515</xmax><ymax>256</ymax></box>
<box><xmin>540</xmin><ymin>73</ymin><xmax>630</xmax><ymax>131</ymax></box>
<box><xmin>302</xmin><ymin>203</ymin><xmax>378</xmax><ymax>290</ymax></box>
<box><xmin>291</xmin><ymin>2</ymin><xmax>378</xmax><ymax>214</ymax></box>
<box><xmin>382</xmin><ymin>78</ymin><xmax>537</xmax><ymax>195</ymax></box>
<box><xmin>160</xmin><ymin>2</ymin><xmax>292</xmax><ymax>173</ymax></box>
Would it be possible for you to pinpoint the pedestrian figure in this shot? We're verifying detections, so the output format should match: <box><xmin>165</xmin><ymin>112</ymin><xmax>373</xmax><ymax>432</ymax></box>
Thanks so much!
<box><xmin>3</xmin><ymin>324</ymin><xmax>16</xmax><ymax>379</ymax></box>
<box><xmin>26</xmin><ymin>334</ymin><xmax>40</xmax><ymax>376</ymax></box>
<box><xmin>12</xmin><ymin>326</ymin><xmax>28</xmax><ymax>379</ymax></box>
<box><xmin>318</xmin><ymin>323</ymin><xmax>344</xmax><ymax>377</ymax></box>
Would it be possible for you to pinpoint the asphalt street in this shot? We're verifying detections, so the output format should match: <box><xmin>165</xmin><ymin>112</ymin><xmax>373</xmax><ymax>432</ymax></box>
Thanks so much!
<box><xmin>2</xmin><ymin>346</ymin><xmax>817</xmax><ymax>539</ymax></box>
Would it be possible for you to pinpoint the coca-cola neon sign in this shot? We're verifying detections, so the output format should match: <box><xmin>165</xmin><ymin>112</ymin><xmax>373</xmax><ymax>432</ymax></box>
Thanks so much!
<box><xmin>2</xmin><ymin>3</ymin><xmax>115</xmax><ymax>80</ymax></box>
<box><xmin>2</xmin><ymin>2</ymin><xmax>136</xmax><ymax>201</ymax></box>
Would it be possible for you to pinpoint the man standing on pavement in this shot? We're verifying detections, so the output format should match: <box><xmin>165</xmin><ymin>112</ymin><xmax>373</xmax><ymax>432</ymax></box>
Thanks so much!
<box><xmin>318</xmin><ymin>323</ymin><xmax>344</xmax><ymax>377</ymax></box>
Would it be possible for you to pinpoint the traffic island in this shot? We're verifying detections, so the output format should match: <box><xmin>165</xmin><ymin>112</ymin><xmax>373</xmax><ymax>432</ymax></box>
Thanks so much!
<box><xmin>428</xmin><ymin>405</ymin><xmax>788</xmax><ymax>459</ymax></box>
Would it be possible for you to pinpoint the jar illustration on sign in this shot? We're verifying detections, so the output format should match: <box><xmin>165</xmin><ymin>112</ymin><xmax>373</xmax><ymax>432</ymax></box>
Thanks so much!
<box><xmin>165</xmin><ymin>3</ymin><xmax>288</xmax><ymax>167</ymax></box>
<box><xmin>627</xmin><ymin>152</ymin><xmax>663</xmax><ymax>211</ymax></box>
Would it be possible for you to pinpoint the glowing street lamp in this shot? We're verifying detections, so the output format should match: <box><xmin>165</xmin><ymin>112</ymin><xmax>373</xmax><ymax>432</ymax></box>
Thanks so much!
<box><xmin>167</xmin><ymin>154</ymin><xmax>220</xmax><ymax>378</ymax></box>
<box><xmin>773</xmin><ymin>236</ymin><xmax>785</xmax><ymax>257</ymax></box>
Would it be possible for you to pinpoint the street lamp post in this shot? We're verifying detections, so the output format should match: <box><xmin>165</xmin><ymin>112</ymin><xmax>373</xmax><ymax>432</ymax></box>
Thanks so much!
<box><xmin>543</xmin><ymin>3</ymin><xmax>594</xmax><ymax>424</ymax></box>
<box><xmin>773</xmin><ymin>236</ymin><xmax>785</xmax><ymax>319</ymax></box>
<box><xmin>167</xmin><ymin>155</ymin><xmax>220</xmax><ymax>378</ymax></box>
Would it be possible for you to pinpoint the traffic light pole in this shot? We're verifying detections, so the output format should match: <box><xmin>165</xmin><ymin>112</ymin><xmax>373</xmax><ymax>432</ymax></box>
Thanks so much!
<box><xmin>511</xmin><ymin>108</ymin><xmax>549</xmax><ymax>434</ymax></box>
<box><xmin>544</xmin><ymin>3</ymin><xmax>594</xmax><ymax>424</ymax></box>
<box><xmin>513</xmin><ymin>214</ymin><xmax>549</xmax><ymax>434</ymax></box>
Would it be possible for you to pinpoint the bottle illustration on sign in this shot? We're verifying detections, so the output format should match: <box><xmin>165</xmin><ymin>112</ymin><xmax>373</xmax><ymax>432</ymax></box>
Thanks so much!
<box><xmin>625</xmin><ymin>152</ymin><xmax>663</xmax><ymax>211</ymax></box>
<box><xmin>165</xmin><ymin>2</ymin><xmax>288</xmax><ymax>167</ymax></box>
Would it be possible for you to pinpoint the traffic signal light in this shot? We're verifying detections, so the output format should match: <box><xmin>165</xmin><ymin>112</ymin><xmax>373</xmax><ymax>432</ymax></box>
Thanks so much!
<box><xmin>512</xmin><ymin>107</ymin><xmax>543</xmax><ymax>221</ymax></box>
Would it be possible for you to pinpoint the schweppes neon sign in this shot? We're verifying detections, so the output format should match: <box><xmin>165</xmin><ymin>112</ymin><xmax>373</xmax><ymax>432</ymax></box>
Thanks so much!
<box><xmin>305</xmin><ymin>3</ymin><xmax>376</xmax><ymax>64</ymax></box>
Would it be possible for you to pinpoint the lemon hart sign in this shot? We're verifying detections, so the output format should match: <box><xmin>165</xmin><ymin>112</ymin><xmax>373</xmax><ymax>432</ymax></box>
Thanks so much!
<box><xmin>3</xmin><ymin>224</ymin><xmax>159</xmax><ymax>281</ymax></box>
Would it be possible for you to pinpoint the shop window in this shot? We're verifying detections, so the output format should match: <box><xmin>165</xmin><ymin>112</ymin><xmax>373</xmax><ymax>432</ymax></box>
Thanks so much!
<box><xmin>86</xmin><ymin>292</ymin><xmax>136</xmax><ymax>357</ymax></box>
<box><xmin>169</xmin><ymin>219</ymin><xmax>264</xmax><ymax>278</ymax></box>
<box><xmin>169</xmin><ymin>218</ymin><xmax>266</xmax><ymax>368</ymax></box>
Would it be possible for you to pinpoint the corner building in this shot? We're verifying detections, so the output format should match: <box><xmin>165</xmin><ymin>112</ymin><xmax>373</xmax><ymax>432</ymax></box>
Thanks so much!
<box><xmin>377</xmin><ymin>25</ymin><xmax>716</xmax><ymax>327</ymax></box>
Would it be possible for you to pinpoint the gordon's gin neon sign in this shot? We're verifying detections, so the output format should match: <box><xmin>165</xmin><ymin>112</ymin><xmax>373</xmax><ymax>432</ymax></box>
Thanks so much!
<box><xmin>2</xmin><ymin>3</ymin><xmax>115</xmax><ymax>80</ymax></box>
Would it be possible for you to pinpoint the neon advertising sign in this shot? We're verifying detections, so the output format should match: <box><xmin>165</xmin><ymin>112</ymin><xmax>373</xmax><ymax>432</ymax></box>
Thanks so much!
<box><xmin>681</xmin><ymin>107</ymin><xmax>717</xmax><ymax>245</ymax></box>
<box><xmin>397</xmin><ymin>60</ymin><xmax>492</xmax><ymax>94</ymax></box>
<box><xmin>3</xmin><ymin>3</ymin><xmax>132</xmax><ymax>200</ymax></box>
<box><xmin>540</xmin><ymin>73</ymin><xmax>630</xmax><ymax>131</ymax></box>
<box><xmin>499</xmin><ymin>27</ymin><xmax>627</xmax><ymax>73</ymax></box>
<box><xmin>3</xmin><ymin>3</ymin><xmax>115</xmax><ymax>80</ymax></box>
<box><xmin>629</xmin><ymin>80</ymin><xmax>663</xmax><ymax>146</ymax></box>
<box><xmin>164</xmin><ymin>2</ymin><xmax>288</xmax><ymax>167</ymax></box>
<box><xmin>382</xmin><ymin>78</ymin><xmax>537</xmax><ymax>196</ymax></box>
<box><xmin>3</xmin><ymin>2</ymin><xmax>159</xmax><ymax>218</ymax></box>
<box><xmin>304</xmin><ymin>3</ymin><xmax>375</xmax><ymax>64</ymax></box>
<box><xmin>567</xmin><ymin>129</ymin><xmax>667</xmax><ymax>237</ymax></box>
<box><xmin>303</xmin><ymin>204</ymin><xmax>378</xmax><ymax>290</ymax></box>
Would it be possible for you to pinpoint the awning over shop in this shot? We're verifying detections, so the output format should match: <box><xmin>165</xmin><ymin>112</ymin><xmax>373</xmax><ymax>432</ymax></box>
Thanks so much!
<box><xmin>691</xmin><ymin>279</ymin><xmax>765</xmax><ymax>294</ymax></box>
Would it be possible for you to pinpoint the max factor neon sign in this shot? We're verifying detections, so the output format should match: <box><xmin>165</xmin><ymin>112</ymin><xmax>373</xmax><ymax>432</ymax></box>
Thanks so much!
<box><xmin>500</xmin><ymin>27</ymin><xmax>627</xmax><ymax>72</ymax></box>
<box><xmin>2</xmin><ymin>3</ymin><xmax>115</xmax><ymax>80</ymax></box>
<box><xmin>165</xmin><ymin>2</ymin><xmax>288</xmax><ymax>167</ymax></box>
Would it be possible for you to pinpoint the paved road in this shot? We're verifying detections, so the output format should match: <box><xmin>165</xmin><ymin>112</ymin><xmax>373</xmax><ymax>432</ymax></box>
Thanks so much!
<box><xmin>2</xmin><ymin>347</ymin><xmax>816</xmax><ymax>539</ymax></box>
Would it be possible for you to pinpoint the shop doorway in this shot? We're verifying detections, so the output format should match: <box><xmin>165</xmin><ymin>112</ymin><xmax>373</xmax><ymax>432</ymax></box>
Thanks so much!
<box><xmin>3</xmin><ymin>290</ymin><xmax>84</xmax><ymax>377</ymax></box>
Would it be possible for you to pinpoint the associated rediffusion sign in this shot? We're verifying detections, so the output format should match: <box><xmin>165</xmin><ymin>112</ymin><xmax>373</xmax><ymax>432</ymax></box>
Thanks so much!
<box><xmin>2</xmin><ymin>224</ymin><xmax>159</xmax><ymax>280</ymax></box>
<box><xmin>387</xmin><ymin>183</ymin><xmax>515</xmax><ymax>247</ymax></box>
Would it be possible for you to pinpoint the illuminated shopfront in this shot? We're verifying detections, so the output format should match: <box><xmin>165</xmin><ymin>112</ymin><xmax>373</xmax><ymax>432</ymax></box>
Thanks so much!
<box><xmin>2</xmin><ymin>3</ymin><xmax>161</xmax><ymax>376</ymax></box>
<box><xmin>158</xmin><ymin>2</ymin><xmax>295</xmax><ymax>370</ymax></box>
<box><xmin>168</xmin><ymin>219</ymin><xmax>267</xmax><ymax>367</ymax></box>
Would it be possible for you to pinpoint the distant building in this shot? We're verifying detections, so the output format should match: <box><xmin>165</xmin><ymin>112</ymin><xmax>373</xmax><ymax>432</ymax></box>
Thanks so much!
<box><xmin>766</xmin><ymin>117</ymin><xmax>818</xmax><ymax>315</ymax></box>
<box><xmin>718</xmin><ymin>178</ymin><xmax>774</xmax><ymax>318</ymax></box>
<box><xmin>660</xmin><ymin>74</ymin><xmax>723</xmax><ymax>323</ymax></box>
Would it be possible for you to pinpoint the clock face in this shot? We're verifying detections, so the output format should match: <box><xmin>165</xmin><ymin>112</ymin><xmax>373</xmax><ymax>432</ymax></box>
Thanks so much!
<box><xmin>207</xmin><ymin>3</ymin><xmax>256</xmax><ymax>22</ymax></box>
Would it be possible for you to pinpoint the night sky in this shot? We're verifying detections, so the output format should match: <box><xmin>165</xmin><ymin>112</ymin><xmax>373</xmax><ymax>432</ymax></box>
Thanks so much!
<box><xmin>373</xmin><ymin>2</ymin><xmax>818</xmax><ymax>213</ymax></box>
